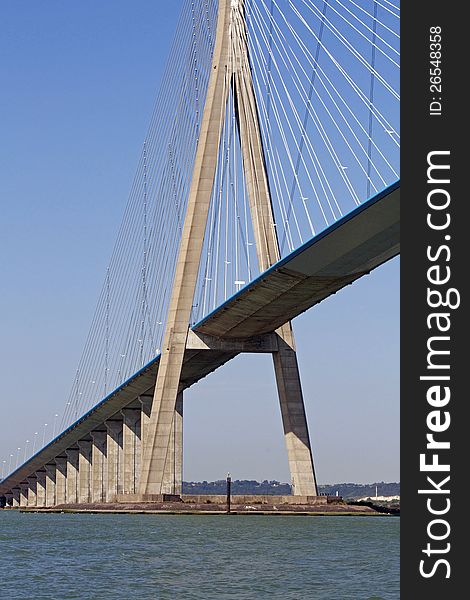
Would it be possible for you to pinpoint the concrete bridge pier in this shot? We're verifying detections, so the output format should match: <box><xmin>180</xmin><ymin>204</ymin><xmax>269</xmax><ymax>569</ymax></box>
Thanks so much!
<box><xmin>122</xmin><ymin>408</ymin><xmax>141</xmax><ymax>495</ymax></box>
<box><xmin>161</xmin><ymin>392</ymin><xmax>183</xmax><ymax>495</ymax></box>
<box><xmin>91</xmin><ymin>431</ymin><xmax>107</xmax><ymax>503</ymax></box>
<box><xmin>11</xmin><ymin>488</ymin><xmax>20</xmax><ymax>507</ymax></box>
<box><xmin>26</xmin><ymin>476</ymin><xmax>37</xmax><ymax>507</ymax></box>
<box><xmin>19</xmin><ymin>483</ymin><xmax>28</xmax><ymax>507</ymax></box>
<box><xmin>78</xmin><ymin>440</ymin><xmax>92</xmax><ymax>503</ymax></box>
<box><xmin>105</xmin><ymin>420</ymin><xmax>123</xmax><ymax>502</ymax></box>
<box><xmin>36</xmin><ymin>471</ymin><xmax>46</xmax><ymax>507</ymax></box>
<box><xmin>65</xmin><ymin>448</ymin><xmax>79</xmax><ymax>504</ymax></box>
<box><xmin>139</xmin><ymin>396</ymin><xmax>152</xmax><ymax>430</ymax></box>
<box><xmin>273</xmin><ymin>327</ymin><xmax>318</xmax><ymax>497</ymax></box>
<box><xmin>55</xmin><ymin>457</ymin><xmax>67</xmax><ymax>505</ymax></box>
<box><xmin>44</xmin><ymin>464</ymin><xmax>56</xmax><ymax>507</ymax></box>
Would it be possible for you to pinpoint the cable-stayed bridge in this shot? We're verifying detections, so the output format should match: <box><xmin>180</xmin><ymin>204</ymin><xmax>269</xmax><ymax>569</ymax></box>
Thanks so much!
<box><xmin>1</xmin><ymin>0</ymin><xmax>399</xmax><ymax>507</ymax></box>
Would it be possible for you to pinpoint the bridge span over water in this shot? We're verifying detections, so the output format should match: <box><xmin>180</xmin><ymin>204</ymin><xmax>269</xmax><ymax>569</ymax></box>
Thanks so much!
<box><xmin>1</xmin><ymin>0</ymin><xmax>400</xmax><ymax>507</ymax></box>
<box><xmin>1</xmin><ymin>183</ymin><xmax>399</xmax><ymax>504</ymax></box>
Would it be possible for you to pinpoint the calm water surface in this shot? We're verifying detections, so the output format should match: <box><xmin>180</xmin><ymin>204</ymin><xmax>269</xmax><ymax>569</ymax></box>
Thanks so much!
<box><xmin>0</xmin><ymin>512</ymin><xmax>399</xmax><ymax>599</ymax></box>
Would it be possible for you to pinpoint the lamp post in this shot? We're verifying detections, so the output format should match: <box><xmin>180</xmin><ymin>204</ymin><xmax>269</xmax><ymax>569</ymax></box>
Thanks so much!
<box><xmin>32</xmin><ymin>432</ymin><xmax>39</xmax><ymax>454</ymax></box>
<box><xmin>23</xmin><ymin>440</ymin><xmax>30</xmax><ymax>463</ymax></box>
<box><xmin>52</xmin><ymin>414</ymin><xmax>59</xmax><ymax>439</ymax></box>
<box><xmin>42</xmin><ymin>423</ymin><xmax>48</xmax><ymax>447</ymax></box>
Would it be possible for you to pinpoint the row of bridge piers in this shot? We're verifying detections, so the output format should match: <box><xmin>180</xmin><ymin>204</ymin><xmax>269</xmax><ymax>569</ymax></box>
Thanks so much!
<box><xmin>2</xmin><ymin>394</ymin><xmax>183</xmax><ymax>509</ymax></box>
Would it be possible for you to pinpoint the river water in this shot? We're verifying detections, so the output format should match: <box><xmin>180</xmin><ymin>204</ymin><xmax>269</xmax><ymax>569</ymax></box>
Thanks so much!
<box><xmin>0</xmin><ymin>512</ymin><xmax>399</xmax><ymax>599</ymax></box>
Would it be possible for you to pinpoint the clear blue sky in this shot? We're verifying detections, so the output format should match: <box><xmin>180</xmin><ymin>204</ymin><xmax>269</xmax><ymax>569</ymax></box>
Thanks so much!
<box><xmin>0</xmin><ymin>1</ymin><xmax>399</xmax><ymax>484</ymax></box>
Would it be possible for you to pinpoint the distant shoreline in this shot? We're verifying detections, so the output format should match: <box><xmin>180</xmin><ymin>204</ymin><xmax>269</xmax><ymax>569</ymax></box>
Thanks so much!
<box><xmin>3</xmin><ymin>499</ymin><xmax>399</xmax><ymax>517</ymax></box>
<box><xmin>6</xmin><ymin>508</ymin><xmax>397</xmax><ymax>517</ymax></box>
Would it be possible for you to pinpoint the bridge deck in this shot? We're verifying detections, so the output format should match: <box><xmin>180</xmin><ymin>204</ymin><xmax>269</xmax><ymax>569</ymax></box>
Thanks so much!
<box><xmin>0</xmin><ymin>182</ymin><xmax>399</xmax><ymax>494</ymax></box>
<box><xmin>193</xmin><ymin>182</ymin><xmax>399</xmax><ymax>338</ymax></box>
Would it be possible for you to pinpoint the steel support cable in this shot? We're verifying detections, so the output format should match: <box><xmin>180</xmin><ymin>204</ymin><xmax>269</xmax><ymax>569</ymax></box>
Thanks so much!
<box><xmin>367</xmin><ymin>1</ymin><xmax>378</xmax><ymax>198</ymax></box>
<box><xmin>249</xmin><ymin>52</ymin><xmax>298</xmax><ymax>251</ymax></box>
<box><xmin>280</xmin><ymin>0</ymin><xmax>329</xmax><ymax>254</ymax></box>
<box><xmin>21</xmin><ymin>0</ymin><xmax>219</xmax><ymax>458</ymax></box>
<box><xmin>192</xmin><ymin>106</ymin><xmax>226</xmax><ymax>316</ymax></box>
<box><xmin>257</xmin><ymin>4</ymin><xmax>386</xmax><ymax>197</ymax></box>
<box><xmin>61</xmin><ymin>7</ymin><xmax>198</xmax><ymax>420</ymax></box>
<box><xmin>301</xmin><ymin>0</ymin><xmax>400</xmax><ymax>76</ymax></box>
<box><xmin>258</xmin><ymin>4</ymin><xmax>386</xmax><ymax>199</ymax></box>
<box><xmin>251</xmin><ymin>1</ymin><xmax>349</xmax><ymax>217</ymax></box>
<box><xmin>195</xmin><ymin>86</ymin><xmax>238</xmax><ymax>320</ymax></box>
<box><xmin>207</xmin><ymin>153</ymin><xmax>225</xmax><ymax>315</ymax></box>
<box><xmin>285</xmin><ymin>17</ymin><xmax>399</xmax><ymax>175</ymax></box>
<box><xmin>198</xmin><ymin>164</ymin><xmax>219</xmax><ymax>318</ymax></box>
<box><xmin>227</xmin><ymin>67</ymin><xmax>253</xmax><ymax>300</ymax></box>
<box><xmin>248</xmin><ymin>50</ymin><xmax>296</xmax><ymax>252</ymax></box>
<box><xmin>253</xmin><ymin>4</ymin><xmax>392</xmax><ymax>226</ymax></box>
<box><xmin>287</xmin><ymin>2</ymin><xmax>399</xmax><ymax>143</ymax></box>
<box><xmin>326</xmin><ymin>0</ymin><xmax>400</xmax><ymax>61</ymax></box>
<box><xmin>232</xmin><ymin>11</ymin><xmax>281</xmax><ymax>268</ymax></box>
<box><xmin>249</xmin><ymin>11</ymin><xmax>333</xmax><ymax>233</ymax></box>
<box><xmin>288</xmin><ymin>17</ymin><xmax>398</xmax><ymax>177</ymax></box>
<box><xmin>93</xmin><ymin>4</ymin><xmax>213</xmax><ymax>384</ymax></box>
<box><xmin>372</xmin><ymin>0</ymin><xmax>399</xmax><ymax>18</ymax></box>
<box><xmin>344</xmin><ymin>0</ymin><xmax>399</xmax><ymax>37</ymax></box>
<box><xmin>232</xmin><ymin>89</ymin><xmax>240</xmax><ymax>291</ymax></box>
<box><xmin>263</xmin><ymin>0</ymin><xmax>275</xmax><ymax>198</ymax></box>
<box><xmin>250</xmin><ymin>0</ymin><xmax>390</xmax><ymax>251</ymax></box>
<box><xmin>297</xmin><ymin>0</ymin><xmax>399</xmax><ymax>99</ymax></box>
<box><xmin>212</xmin><ymin>66</ymin><xmax>232</xmax><ymax>311</ymax></box>
<box><xmin>343</xmin><ymin>0</ymin><xmax>399</xmax><ymax>39</ymax></box>
<box><xmin>59</xmin><ymin>0</ymin><xmax>217</xmax><ymax>428</ymax></box>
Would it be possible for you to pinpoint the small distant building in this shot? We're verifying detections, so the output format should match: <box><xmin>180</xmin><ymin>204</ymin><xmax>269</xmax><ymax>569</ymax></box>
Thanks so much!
<box><xmin>357</xmin><ymin>495</ymin><xmax>400</xmax><ymax>502</ymax></box>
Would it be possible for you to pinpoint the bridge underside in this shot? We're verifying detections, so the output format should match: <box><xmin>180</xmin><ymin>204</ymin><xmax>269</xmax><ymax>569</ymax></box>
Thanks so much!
<box><xmin>0</xmin><ymin>183</ymin><xmax>399</xmax><ymax>505</ymax></box>
<box><xmin>193</xmin><ymin>183</ymin><xmax>399</xmax><ymax>338</ymax></box>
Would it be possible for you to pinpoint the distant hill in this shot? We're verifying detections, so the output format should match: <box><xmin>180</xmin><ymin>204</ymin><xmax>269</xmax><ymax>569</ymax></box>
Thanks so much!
<box><xmin>183</xmin><ymin>480</ymin><xmax>400</xmax><ymax>498</ymax></box>
<box><xmin>318</xmin><ymin>482</ymin><xmax>400</xmax><ymax>499</ymax></box>
<box><xmin>183</xmin><ymin>480</ymin><xmax>292</xmax><ymax>495</ymax></box>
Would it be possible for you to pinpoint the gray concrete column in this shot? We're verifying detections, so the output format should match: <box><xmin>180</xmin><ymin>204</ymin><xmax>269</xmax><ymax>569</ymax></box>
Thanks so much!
<box><xmin>19</xmin><ymin>483</ymin><xmax>29</xmax><ymax>507</ymax></box>
<box><xmin>55</xmin><ymin>457</ymin><xmax>67</xmax><ymax>505</ymax></box>
<box><xmin>105</xmin><ymin>421</ymin><xmax>122</xmax><ymax>502</ymax></box>
<box><xmin>162</xmin><ymin>392</ymin><xmax>183</xmax><ymax>495</ymax></box>
<box><xmin>272</xmin><ymin>329</ymin><xmax>318</xmax><ymax>496</ymax></box>
<box><xmin>78</xmin><ymin>440</ymin><xmax>92</xmax><ymax>504</ymax></box>
<box><xmin>139</xmin><ymin>395</ymin><xmax>153</xmax><ymax>451</ymax></box>
<box><xmin>121</xmin><ymin>408</ymin><xmax>141</xmax><ymax>494</ymax></box>
<box><xmin>65</xmin><ymin>448</ymin><xmax>79</xmax><ymax>504</ymax></box>
<box><xmin>27</xmin><ymin>477</ymin><xmax>37</xmax><ymax>507</ymax></box>
<box><xmin>141</xmin><ymin>392</ymin><xmax>183</xmax><ymax>494</ymax></box>
<box><xmin>44</xmin><ymin>464</ymin><xmax>56</xmax><ymax>507</ymax></box>
<box><xmin>36</xmin><ymin>471</ymin><xmax>46</xmax><ymax>507</ymax></box>
<box><xmin>91</xmin><ymin>431</ymin><xmax>107</xmax><ymax>503</ymax></box>
<box><xmin>11</xmin><ymin>488</ymin><xmax>20</xmax><ymax>507</ymax></box>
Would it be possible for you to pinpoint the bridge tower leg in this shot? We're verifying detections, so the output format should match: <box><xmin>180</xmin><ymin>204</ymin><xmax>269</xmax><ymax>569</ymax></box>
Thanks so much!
<box><xmin>140</xmin><ymin>0</ymin><xmax>317</xmax><ymax>496</ymax></box>
<box><xmin>231</xmin><ymin>1</ymin><xmax>317</xmax><ymax>496</ymax></box>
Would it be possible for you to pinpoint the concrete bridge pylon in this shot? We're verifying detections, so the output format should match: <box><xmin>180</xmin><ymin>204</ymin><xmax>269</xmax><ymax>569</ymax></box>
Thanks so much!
<box><xmin>138</xmin><ymin>0</ymin><xmax>318</xmax><ymax>498</ymax></box>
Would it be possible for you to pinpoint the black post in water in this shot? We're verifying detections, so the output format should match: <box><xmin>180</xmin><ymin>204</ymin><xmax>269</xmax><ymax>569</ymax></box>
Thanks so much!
<box><xmin>226</xmin><ymin>473</ymin><xmax>231</xmax><ymax>514</ymax></box>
